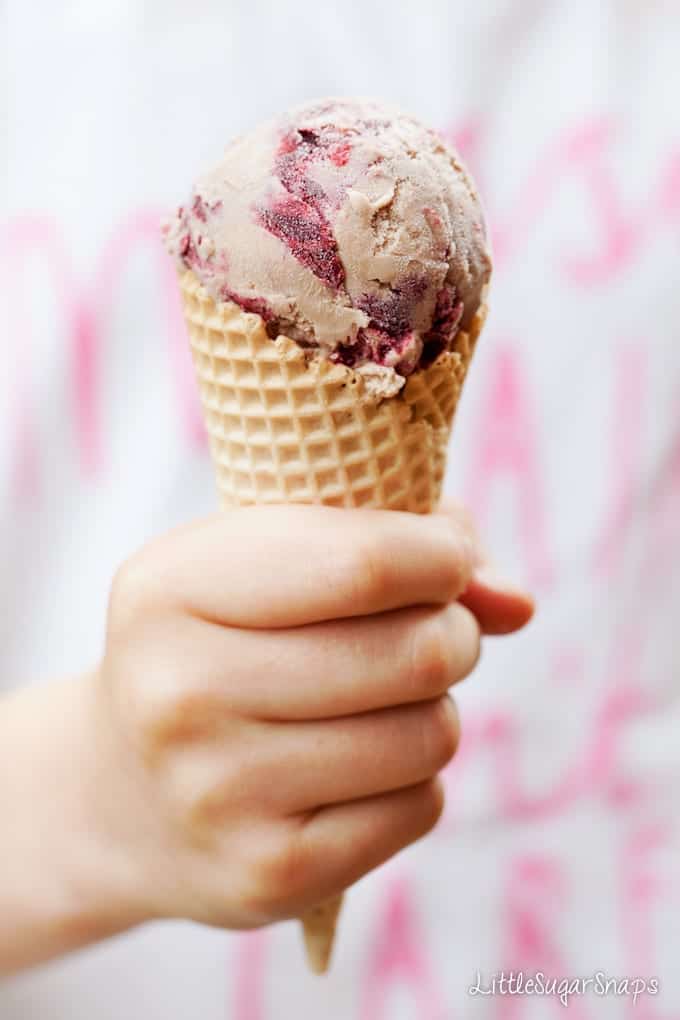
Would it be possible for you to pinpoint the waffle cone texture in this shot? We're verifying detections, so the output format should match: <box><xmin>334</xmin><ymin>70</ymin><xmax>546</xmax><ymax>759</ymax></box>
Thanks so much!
<box><xmin>179</xmin><ymin>268</ymin><xmax>487</xmax><ymax>970</ymax></box>
<box><xmin>180</xmin><ymin>270</ymin><xmax>486</xmax><ymax>512</ymax></box>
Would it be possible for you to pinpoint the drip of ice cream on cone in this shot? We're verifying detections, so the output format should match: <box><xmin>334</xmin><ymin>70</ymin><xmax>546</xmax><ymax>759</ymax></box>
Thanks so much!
<box><xmin>163</xmin><ymin>97</ymin><xmax>491</xmax><ymax>971</ymax></box>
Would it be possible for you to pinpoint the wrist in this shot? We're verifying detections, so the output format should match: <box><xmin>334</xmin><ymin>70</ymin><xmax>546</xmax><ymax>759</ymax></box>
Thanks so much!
<box><xmin>0</xmin><ymin>672</ymin><xmax>149</xmax><ymax>972</ymax></box>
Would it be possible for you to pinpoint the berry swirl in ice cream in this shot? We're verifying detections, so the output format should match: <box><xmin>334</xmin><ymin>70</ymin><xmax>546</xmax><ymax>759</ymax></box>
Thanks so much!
<box><xmin>163</xmin><ymin>98</ymin><xmax>491</xmax><ymax>398</ymax></box>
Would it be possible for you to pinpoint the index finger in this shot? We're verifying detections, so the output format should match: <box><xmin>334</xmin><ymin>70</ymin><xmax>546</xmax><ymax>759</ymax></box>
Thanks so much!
<box><xmin>142</xmin><ymin>505</ymin><xmax>475</xmax><ymax>628</ymax></box>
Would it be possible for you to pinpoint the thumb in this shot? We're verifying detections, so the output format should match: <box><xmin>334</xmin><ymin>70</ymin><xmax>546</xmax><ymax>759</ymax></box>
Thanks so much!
<box><xmin>459</xmin><ymin>563</ymin><xmax>535</xmax><ymax>635</ymax></box>
<box><xmin>436</xmin><ymin>498</ymin><xmax>535</xmax><ymax>634</ymax></box>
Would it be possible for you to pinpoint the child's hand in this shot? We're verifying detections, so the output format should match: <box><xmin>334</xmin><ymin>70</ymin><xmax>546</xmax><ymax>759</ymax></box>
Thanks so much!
<box><xmin>87</xmin><ymin>505</ymin><xmax>531</xmax><ymax>931</ymax></box>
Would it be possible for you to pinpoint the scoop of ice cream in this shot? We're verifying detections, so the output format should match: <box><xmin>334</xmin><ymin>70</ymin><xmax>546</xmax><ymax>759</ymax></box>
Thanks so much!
<box><xmin>164</xmin><ymin>97</ymin><xmax>491</xmax><ymax>397</ymax></box>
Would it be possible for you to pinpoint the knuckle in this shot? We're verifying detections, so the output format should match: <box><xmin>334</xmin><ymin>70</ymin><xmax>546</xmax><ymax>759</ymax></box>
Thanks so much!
<box><xmin>425</xmin><ymin>516</ymin><xmax>475</xmax><ymax>601</ymax></box>
<box><xmin>422</xmin><ymin>696</ymin><xmax>460</xmax><ymax>772</ymax></box>
<box><xmin>102</xmin><ymin>642</ymin><xmax>162</xmax><ymax>762</ymax></box>
<box><xmin>153</xmin><ymin>686</ymin><xmax>213</xmax><ymax>748</ymax></box>
<box><xmin>108</xmin><ymin>552</ymin><xmax>160</xmax><ymax>635</ymax></box>
<box><xmin>115</xmin><ymin>677</ymin><xmax>170</xmax><ymax>768</ymax></box>
<box><xmin>146</xmin><ymin>675</ymin><xmax>225</xmax><ymax>764</ymax></box>
<box><xmin>244</xmin><ymin>823</ymin><xmax>312</xmax><ymax>917</ymax></box>
<box><xmin>340</xmin><ymin>538</ymin><xmax>394</xmax><ymax>608</ymax></box>
<box><xmin>398</xmin><ymin>779</ymin><xmax>446</xmax><ymax>845</ymax></box>
<box><xmin>451</xmin><ymin>503</ymin><xmax>476</xmax><ymax>537</ymax></box>
<box><xmin>451</xmin><ymin>603</ymin><xmax>482</xmax><ymax>678</ymax></box>
<box><xmin>181</xmin><ymin>761</ymin><xmax>238</xmax><ymax>839</ymax></box>
<box><xmin>161</xmin><ymin>658</ymin><xmax>218</xmax><ymax>727</ymax></box>
<box><xmin>409</xmin><ymin>612</ymin><xmax>451</xmax><ymax>698</ymax></box>
<box><xmin>420</xmin><ymin>777</ymin><xmax>446</xmax><ymax>834</ymax></box>
<box><xmin>440</xmin><ymin>532</ymin><xmax>473</xmax><ymax>600</ymax></box>
<box><xmin>114</xmin><ymin>652</ymin><xmax>213</xmax><ymax>767</ymax></box>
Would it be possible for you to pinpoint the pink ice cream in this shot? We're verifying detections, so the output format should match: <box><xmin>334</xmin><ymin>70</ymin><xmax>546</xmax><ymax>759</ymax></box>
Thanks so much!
<box><xmin>164</xmin><ymin>98</ymin><xmax>491</xmax><ymax>397</ymax></box>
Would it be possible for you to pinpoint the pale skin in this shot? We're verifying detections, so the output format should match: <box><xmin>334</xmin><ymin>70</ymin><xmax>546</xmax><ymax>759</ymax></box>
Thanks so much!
<box><xmin>0</xmin><ymin>504</ymin><xmax>533</xmax><ymax>975</ymax></box>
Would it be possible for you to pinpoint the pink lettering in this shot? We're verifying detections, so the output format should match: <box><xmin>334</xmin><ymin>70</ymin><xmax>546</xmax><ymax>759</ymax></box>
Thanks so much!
<box><xmin>232</xmin><ymin>931</ymin><xmax>268</xmax><ymax>1020</ymax></box>
<box><xmin>1</xmin><ymin>211</ymin><xmax>205</xmax><ymax>503</ymax></box>
<box><xmin>360</xmin><ymin>875</ymin><xmax>448</xmax><ymax>1020</ymax></box>
<box><xmin>497</xmin><ymin>857</ymin><xmax>589</xmax><ymax>1019</ymax></box>
<box><xmin>92</xmin><ymin>210</ymin><xmax>206</xmax><ymax>456</ymax></box>
<box><xmin>2</xmin><ymin>216</ymin><xmax>74</xmax><ymax>500</ymax></box>
<box><xmin>562</xmin><ymin>159</ymin><xmax>641</xmax><ymax>285</ymax></box>
<box><xmin>490</xmin><ymin>118</ymin><xmax>615</xmax><ymax>268</ymax></box>
<box><xmin>593</xmin><ymin>344</ymin><xmax>647</xmax><ymax>578</ymax></box>
<box><xmin>565</xmin><ymin>144</ymin><xmax>680</xmax><ymax>286</ymax></box>
<box><xmin>465</xmin><ymin>342</ymin><xmax>554</xmax><ymax>590</ymax></box>
<box><xmin>441</xmin><ymin>637</ymin><xmax>646</xmax><ymax>825</ymax></box>
<box><xmin>619</xmin><ymin>824</ymin><xmax>673</xmax><ymax>1020</ymax></box>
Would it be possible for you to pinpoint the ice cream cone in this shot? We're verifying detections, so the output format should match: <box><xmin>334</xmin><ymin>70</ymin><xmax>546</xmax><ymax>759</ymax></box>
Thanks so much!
<box><xmin>180</xmin><ymin>269</ymin><xmax>486</xmax><ymax>512</ymax></box>
<box><xmin>178</xmin><ymin>267</ymin><xmax>487</xmax><ymax>970</ymax></box>
<box><xmin>299</xmin><ymin>894</ymin><xmax>344</xmax><ymax>974</ymax></box>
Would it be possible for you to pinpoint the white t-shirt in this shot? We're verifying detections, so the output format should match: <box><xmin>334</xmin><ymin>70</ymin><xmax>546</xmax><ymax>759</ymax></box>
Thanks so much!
<box><xmin>2</xmin><ymin>2</ymin><xmax>679</xmax><ymax>1016</ymax></box>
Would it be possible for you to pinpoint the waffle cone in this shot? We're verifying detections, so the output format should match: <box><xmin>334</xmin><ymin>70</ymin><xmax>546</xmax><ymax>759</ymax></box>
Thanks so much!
<box><xmin>178</xmin><ymin>268</ymin><xmax>487</xmax><ymax>971</ymax></box>
<box><xmin>298</xmin><ymin>894</ymin><xmax>344</xmax><ymax>974</ymax></box>
<box><xmin>180</xmin><ymin>269</ymin><xmax>486</xmax><ymax>512</ymax></box>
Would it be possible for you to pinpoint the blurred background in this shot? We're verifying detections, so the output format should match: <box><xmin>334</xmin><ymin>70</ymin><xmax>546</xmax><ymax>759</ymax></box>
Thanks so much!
<box><xmin>2</xmin><ymin>1</ymin><xmax>680</xmax><ymax>1017</ymax></box>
